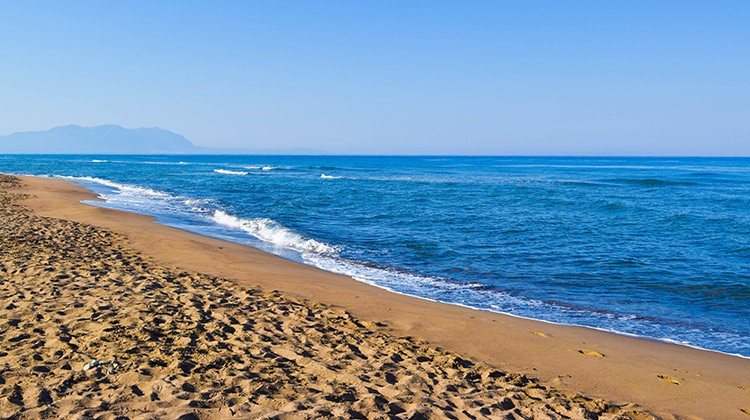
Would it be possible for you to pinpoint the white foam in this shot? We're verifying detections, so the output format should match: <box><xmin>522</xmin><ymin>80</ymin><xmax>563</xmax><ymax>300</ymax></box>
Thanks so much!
<box><xmin>57</xmin><ymin>176</ymin><xmax>171</xmax><ymax>198</ymax></box>
<box><xmin>242</xmin><ymin>165</ymin><xmax>293</xmax><ymax>171</ymax></box>
<box><xmin>320</xmin><ymin>173</ymin><xmax>341</xmax><ymax>179</ymax></box>
<box><xmin>303</xmin><ymin>253</ymin><xmax>547</xmax><ymax>313</ymax></box>
<box><xmin>91</xmin><ymin>159</ymin><xmax>108</xmax><ymax>163</ymax></box>
<box><xmin>60</xmin><ymin>175</ymin><xmax>224</xmax><ymax>227</ymax></box>
<box><xmin>211</xmin><ymin>210</ymin><xmax>339</xmax><ymax>255</ymax></box>
<box><xmin>214</xmin><ymin>169</ymin><xmax>248</xmax><ymax>176</ymax></box>
<box><xmin>183</xmin><ymin>198</ymin><xmax>214</xmax><ymax>213</ymax></box>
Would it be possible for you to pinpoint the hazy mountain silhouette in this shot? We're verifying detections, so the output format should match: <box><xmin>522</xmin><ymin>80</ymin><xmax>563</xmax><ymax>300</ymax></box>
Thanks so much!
<box><xmin>0</xmin><ymin>125</ymin><xmax>326</xmax><ymax>155</ymax></box>
<box><xmin>0</xmin><ymin>125</ymin><xmax>197</xmax><ymax>154</ymax></box>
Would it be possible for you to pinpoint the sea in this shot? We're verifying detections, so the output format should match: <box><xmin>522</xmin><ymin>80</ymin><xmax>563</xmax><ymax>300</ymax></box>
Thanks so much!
<box><xmin>3</xmin><ymin>155</ymin><xmax>749</xmax><ymax>358</ymax></box>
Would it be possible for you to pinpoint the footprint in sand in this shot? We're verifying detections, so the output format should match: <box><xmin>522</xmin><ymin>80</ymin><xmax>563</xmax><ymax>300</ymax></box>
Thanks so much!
<box><xmin>673</xmin><ymin>368</ymin><xmax>700</xmax><ymax>377</ymax></box>
<box><xmin>530</xmin><ymin>331</ymin><xmax>549</xmax><ymax>338</ymax></box>
<box><xmin>578</xmin><ymin>350</ymin><xmax>605</xmax><ymax>358</ymax></box>
<box><xmin>739</xmin><ymin>386</ymin><xmax>750</xmax><ymax>391</ymax></box>
<box><xmin>656</xmin><ymin>374</ymin><xmax>680</xmax><ymax>385</ymax></box>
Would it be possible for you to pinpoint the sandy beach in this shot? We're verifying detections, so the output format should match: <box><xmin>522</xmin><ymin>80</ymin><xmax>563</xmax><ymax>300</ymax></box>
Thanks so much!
<box><xmin>0</xmin><ymin>174</ymin><xmax>747</xmax><ymax>419</ymax></box>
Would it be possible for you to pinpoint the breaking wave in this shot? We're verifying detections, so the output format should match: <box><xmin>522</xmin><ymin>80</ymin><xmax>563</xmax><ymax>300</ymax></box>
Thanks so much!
<box><xmin>55</xmin><ymin>176</ymin><xmax>171</xmax><ymax>198</ymax></box>
<box><xmin>211</xmin><ymin>210</ymin><xmax>339</xmax><ymax>255</ymax></box>
<box><xmin>214</xmin><ymin>169</ymin><xmax>248</xmax><ymax>176</ymax></box>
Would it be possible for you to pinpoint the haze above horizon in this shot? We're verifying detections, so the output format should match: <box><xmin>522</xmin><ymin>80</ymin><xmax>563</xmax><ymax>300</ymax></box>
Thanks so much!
<box><xmin>1</xmin><ymin>1</ymin><xmax>748</xmax><ymax>156</ymax></box>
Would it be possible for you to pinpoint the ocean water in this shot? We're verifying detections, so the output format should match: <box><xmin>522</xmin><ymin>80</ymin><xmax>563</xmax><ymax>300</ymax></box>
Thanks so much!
<box><xmin>3</xmin><ymin>155</ymin><xmax>749</xmax><ymax>357</ymax></box>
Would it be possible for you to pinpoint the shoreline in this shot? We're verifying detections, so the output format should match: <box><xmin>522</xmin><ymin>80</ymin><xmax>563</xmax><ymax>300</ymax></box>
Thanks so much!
<box><xmin>327</xmin><ymin>268</ymin><xmax>750</xmax><ymax>362</ymax></box>
<box><xmin>366</xmin><ymin>286</ymin><xmax>750</xmax><ymax>361</ymax></box>
<box><xmin>45</xmin><ymin>174</ymin><xmax>750</xmax><ymax>362</ymax></box>
<box><xmin>14</xmin><ymin>175</ymin><xmax>750</xmax><ymax>418</ymax></box>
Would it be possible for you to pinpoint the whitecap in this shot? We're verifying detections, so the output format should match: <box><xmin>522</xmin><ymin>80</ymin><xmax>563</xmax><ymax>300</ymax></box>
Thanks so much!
<box><xmin>211</xmin><ymin>210</ymin><xmax>339</xmax><ymax>255</ymax></box>
<box><xmin>214</xmin><ymin>169</ymin><xmax>248</xmax><ymax>176</ymax></box>
<box><xmin>243</xmin><ymin>165</ymin><xmax>293</xmax><ymax>171</ymax></box>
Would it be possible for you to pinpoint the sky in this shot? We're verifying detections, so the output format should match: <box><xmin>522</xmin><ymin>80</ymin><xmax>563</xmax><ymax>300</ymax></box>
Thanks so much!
<box><xmin>1</xmin><ymin>1</ymin><xmax>748</xmax><ymax>155</ymax></box>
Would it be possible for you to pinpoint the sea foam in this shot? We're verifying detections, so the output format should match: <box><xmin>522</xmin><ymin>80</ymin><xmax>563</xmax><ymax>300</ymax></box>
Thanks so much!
<box><xmin>243</xmin><ymin>165</ymin><xmax>292</xmax><ymax>171</ymax></box>
<box><xmin>214</xmin><ymin>169</ymin><xmax>248</xmax><ymax>176</ymax></box>
<box><xmin>57</xmin><ymin>175</ymin><xmax>215</xmax><ymax>215</ymax></box>
<box><xmin>56</xmin><ymin>176</ymin><xmax>171</xmax><ymax>198</ymax></box>
<box><xmin>211</xmin><ymin>210</ymin><xmax>338</xmax><ymax>255</ymax></box>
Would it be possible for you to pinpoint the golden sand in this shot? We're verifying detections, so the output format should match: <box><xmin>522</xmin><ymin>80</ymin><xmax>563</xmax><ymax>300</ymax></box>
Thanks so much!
<box><xmin>1</xmin><ymin>174</ymin><xmax>748</xmax><ymax>418</ymax></box>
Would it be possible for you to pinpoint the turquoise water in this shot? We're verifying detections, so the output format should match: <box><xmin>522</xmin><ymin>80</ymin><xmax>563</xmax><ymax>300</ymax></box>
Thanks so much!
<box><xmin>4</xmin><ymin>155</ymin><xmax>749</xmax><ymax>357</ymax></box>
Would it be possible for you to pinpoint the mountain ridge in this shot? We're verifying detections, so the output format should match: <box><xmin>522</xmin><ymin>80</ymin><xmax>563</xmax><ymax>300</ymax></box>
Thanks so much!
<box><xmin>0</xmin><ymin>125</ymin><xmax>196</xmax><ymax>154</ymax></box>
<box><xmin>0</xmin><ymin>125</ymin><xmax>326</xmax><ymax>155</ymax></box>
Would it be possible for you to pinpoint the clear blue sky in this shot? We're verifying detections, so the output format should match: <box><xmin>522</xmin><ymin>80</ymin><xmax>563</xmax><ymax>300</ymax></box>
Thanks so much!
<box><xmin>1</xmin><ymin>1</ymin><xmax>748</xmax><ymax>155</ymax></box>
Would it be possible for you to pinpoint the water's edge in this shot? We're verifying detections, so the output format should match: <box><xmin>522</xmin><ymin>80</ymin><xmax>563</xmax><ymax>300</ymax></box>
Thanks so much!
<box><xmin>45</xmin><ymin>174</ymin><xmax>749</xmax><ymax>361</ymax></box>
<box><xmin>4</xmin><ymin>154</ymin><xmax>747</xmax><ymax>358</ymax></box>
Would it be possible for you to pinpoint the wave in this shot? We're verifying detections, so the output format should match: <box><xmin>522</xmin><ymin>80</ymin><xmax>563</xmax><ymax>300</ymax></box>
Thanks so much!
<box><xmin>57</xmin><ymin>175</ymin><xmax>215</xmax><ymax>214</ymax></box>
<box><xmin>56</xmin><ymin>176</ymin><xmax>172</xmax><ymax>198</ymax></box>
<box><xmin>320</xmin><ymin>173</ymin><xmax>342</xmax><ymax>179</ymax></box>
<box><xmin>262</xmin><ymin>165</ymin><xmax>281</xmax><ymax>171</ymax></box>
<box><xmin>58</xmin><ymin>176</ymin><xmax>339</xmax><ymax>259</ymax></box>
<box><xmin>242</xmin><ymin>165</ymin><xmax>293</xmax><ymax>171</ymax></box>
<box><xmin>211</xmin><ymin>210</ymin><xmax>339</xmax><ymax>255</ymax></box>
<box><xmin>183</xmin><ymin>198</ymin><xmax>214</xmax><ymax>213</ymax></box>
<box><xmin>214</xmin><ymin>169</ymin><xmax>248</xmax><ymax>176</ymax></box>
<box><xmin>91</xmin><ymin>159</ymin><xmax>108</xmax><ymax>163</ymax></box>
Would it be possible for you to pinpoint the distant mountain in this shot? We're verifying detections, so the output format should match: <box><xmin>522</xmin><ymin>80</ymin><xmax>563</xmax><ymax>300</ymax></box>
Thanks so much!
<box><xmin>0</xmin><ymin>125</ymin><xmax>197</xmax><ymax>154</ymax></box>
<box><xmin>0</xmin><ymin>125</ymin><xmax>327</xmax><ymax>155</ymax></box>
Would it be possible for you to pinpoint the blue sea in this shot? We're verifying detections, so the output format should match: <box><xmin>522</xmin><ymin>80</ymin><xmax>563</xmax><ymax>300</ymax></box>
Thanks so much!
<box><xmin>3</xmin><ymin>155</ymin><xmax>749</xmax><ymax>357</ymax></box>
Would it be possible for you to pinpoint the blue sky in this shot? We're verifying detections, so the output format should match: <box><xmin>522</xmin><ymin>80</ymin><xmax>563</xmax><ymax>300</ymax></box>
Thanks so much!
<box><xmin>1</xmin><ymin>1</ymin><xmax>748</xmax><ymax>155</ymax></box>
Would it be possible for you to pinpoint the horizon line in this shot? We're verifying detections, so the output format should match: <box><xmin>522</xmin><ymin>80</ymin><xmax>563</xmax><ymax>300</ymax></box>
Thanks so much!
<box><xmin>2</xmin><ymin>153</ymin><xmax>749</xmax><ymax>159</ymax></box>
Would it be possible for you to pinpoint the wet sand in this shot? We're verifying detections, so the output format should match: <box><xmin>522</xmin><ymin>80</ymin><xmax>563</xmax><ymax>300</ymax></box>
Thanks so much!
<box><xmin>2</xmin><ymin>174</ymin><xmax>749</xmax><ymax>418</ymax></box>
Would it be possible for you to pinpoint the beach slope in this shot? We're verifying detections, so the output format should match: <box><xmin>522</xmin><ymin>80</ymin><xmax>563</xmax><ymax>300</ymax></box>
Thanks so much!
<box><xmin>2</xmin><ymin>174</ymin><xmax>748</xmax><ymax>418</ymax></box>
